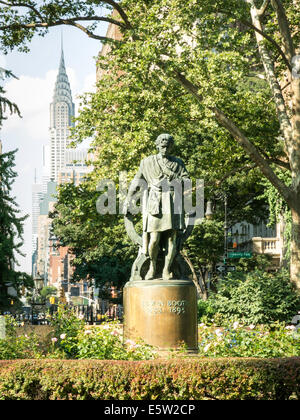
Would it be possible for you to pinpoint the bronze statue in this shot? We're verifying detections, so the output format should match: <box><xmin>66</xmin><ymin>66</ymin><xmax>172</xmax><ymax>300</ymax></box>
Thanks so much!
<box><xmin>124</xmin><ymin>133</ymin><xmax>193</xmax><ymax>281</ymax></box>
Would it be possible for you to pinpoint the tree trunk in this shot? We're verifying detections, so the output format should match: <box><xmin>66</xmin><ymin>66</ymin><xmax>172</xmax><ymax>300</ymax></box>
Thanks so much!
<box><xmin>290</xmin><ymin>206</ymin><xmax>300</xmax><ymax>291</ymax></box>
<box><xmin>290</xmin><ymin>50</ymin><xmax>300</xmax><ymax>291</ymax></box>
<box><xmin>181</xmin><ymin>252</ymin><xmax>207</xmax><ymax>300</ymax></box>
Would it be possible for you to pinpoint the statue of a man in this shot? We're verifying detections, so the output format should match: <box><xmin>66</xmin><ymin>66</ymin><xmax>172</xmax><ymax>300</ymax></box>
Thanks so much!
<box><xmin>124</xmin><ymin>133</ymin><xmax>189</xmax><ymax>280</ymax></box>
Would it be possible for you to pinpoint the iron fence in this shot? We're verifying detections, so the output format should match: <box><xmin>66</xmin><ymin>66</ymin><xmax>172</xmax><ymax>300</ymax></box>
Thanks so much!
<box><xmin>5</xmin><ymin>303</ymin><xmax>123</xmax><ymax>326</ymax></box>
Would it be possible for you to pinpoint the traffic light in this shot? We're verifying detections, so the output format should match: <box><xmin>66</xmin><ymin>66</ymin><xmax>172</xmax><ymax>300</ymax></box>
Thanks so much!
<box><xmin>49</xmin><ymin>296</ymin><xmax>56</xmax><ymax>305</ymax></box>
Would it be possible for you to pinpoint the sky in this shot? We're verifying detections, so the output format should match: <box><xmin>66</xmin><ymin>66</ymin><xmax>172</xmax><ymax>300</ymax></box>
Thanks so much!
<box><xmin>1</xmin><ymin>22</ymin><xmax>108</xmax><ymax>274</ymax></box>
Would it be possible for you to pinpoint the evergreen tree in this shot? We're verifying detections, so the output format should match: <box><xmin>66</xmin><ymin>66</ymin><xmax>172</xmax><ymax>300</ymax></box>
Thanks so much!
<box><xmin>0</xmin><ymin>149</ymin><xmax>33</xmax><ymax>311</ymax></box>
<box><xmin>0</xmin><ymin>68</ymin><xmax>32</xmax><ymax>311</ymax></box>
<box><xmin>0</xmin><ymin>67</ymin><xmax>20</xmax><ymax>125</ymax></box>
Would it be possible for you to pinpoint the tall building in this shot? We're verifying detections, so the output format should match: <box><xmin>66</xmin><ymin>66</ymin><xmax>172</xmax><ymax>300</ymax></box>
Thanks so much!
<box><xmin>36</xmin><ymin>181</ymin><xmax>57</xmax><ymax>283</ymax></box>
<box><xmin>32</xmin><ymin>46</ymin><xmax>75</xmax><ymax>277</ymax></box>
<box><xmin>57</xmin><ymin>148</ymin><xmax>91</xmax><ymax>185</ymax></box>
<box><xmin>32</xmin><ymin>182</ymin><xmax>44</xmax><ymax>253</ymax></box>
<box><xmin>49</xmin><ymin>46</ymin><xmax>75</xmax><ymax>182</ymax></box>
<box><xmin>41</xmin><ymin>144</ymin><xmax>51</xmax><ymax>193</ymax></box>
<box><xmin>31</xmin><ymin>46</ymin><xmax>94</xmax><ymax>303</ymax></box>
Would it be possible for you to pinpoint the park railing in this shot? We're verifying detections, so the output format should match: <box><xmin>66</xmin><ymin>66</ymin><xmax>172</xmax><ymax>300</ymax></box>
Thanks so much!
<box><xmin>4</xmin><ymin>303</ymin><xmax>124</xmax><ymax>326</ymax></box>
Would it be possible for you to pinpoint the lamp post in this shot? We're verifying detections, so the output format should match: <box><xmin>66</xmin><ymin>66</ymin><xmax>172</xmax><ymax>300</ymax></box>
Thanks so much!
<box><xmin>34</xmin><ymin>274</ymin><xmax>44</xmax><ymax>291</ymax></box>
<box><xmin>205</xmin><ymin>194</ymin><xmax>229</xmax><ymax>276</ymax></box>
<box><xmin>30</xmin><ymin>274</ymin><xmax>45</xmax><ymax>324</ymax></box>
<box><xmin>205</xmin><ymin>200</ymin><xmax>213</xmax><ymax>220</ymax></box>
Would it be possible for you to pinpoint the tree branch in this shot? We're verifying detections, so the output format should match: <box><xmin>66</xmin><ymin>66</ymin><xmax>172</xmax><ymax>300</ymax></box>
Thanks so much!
<box><xmin>0</xmin><ymin>17</ymin><xmax>125</xmax><ymax>43</ymax></box>
<box><xmin>239</xmin><ymin>18</ymin><xmax>292</xmax><ymax>71</ymax></box>
<box><xmin>257</xmin><ymin>0</ymin><xmax>271</xmax><ymax>17</ymax></box>
<box><xmin>215</xmin><ymin>164</ymin><xmax>258</xmax><ymax>187</ymax></box>
<box><xmin>165</xmin><ymin>63</ymin><xmax>293</xmax><ymax>207</ymax></box>
<box><xmin>181</xmin><ymin>250</ymin><xmax>207</xmax><ymax>299</ymax></box>
<box><xmin>246</xmin><ymin>1</ymin><xmax>293</xmax><ymax>150</ymax></box>
<box><xmin>266</xmin><ymin>157</ymin><xmax>291</xmax><ymax>170</ymax></box>
<box><xmin>215</xmin><ymin>6</ymin><xmax>291</xmax><ymax>71</ymax></box>
<box><xmin>213</xmin><ymin>106</ymin><xmax>293</xmax><ymax>205</ymax></box>
<box><xmin>0</xmin><ymin>1</ymin><xmax>43</xmax><ymax>20</ymax></box>
<box><xmin>101</xmin><ymin>0</ymin><xmax>132</xmax><ymax>29</ymax></box>
<box><xmin>270</xmin><ymin>0</ymin><xmax>295</xmax><ymax>63</ymax></box>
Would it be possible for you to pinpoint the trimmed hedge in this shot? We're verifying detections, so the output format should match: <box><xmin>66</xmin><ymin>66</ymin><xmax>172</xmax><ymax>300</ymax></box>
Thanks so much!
<box><xmin>0</xmin><ymin>358</ymin><xmax>300</xmax><ymax>400</ymax></box>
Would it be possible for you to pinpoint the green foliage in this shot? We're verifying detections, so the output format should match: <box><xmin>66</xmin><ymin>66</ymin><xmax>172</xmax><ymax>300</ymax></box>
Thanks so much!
<box><xmin>76</xmin><ymin>323</ymin><xmax>155</xmax><ymax>361</ymax></box>
<box><xmin>2</xmin><ymin>0</ymin><xmax>298</xmax><ymax>286</ymax></box>
<box><xmin>1</xmin><ymin>358</ymin><xmax>300</xmax><ymax>400</ymax></box>
<box><xmin>0</xmin><ymin>68</ymin><xmax>20</xmax><ymax>125</ymax></box>
<box><xmin>50</xmin><ymin>183</ymin><xmax>135</xmax><ymax>290</ymax></box>
<box><xmin>202</xmin><ymin>269</ymin><xmax>300</xmax><ymax>325</ymax></box>
<box><xmin>259</xmin><ymin>170</ymin><xmax>292</xmax><ymax>262</ymax></box>
<box><xmin>40</xmin><ymin>286</ymin><xmax>57</xmax><ymax>299</ymax></box>
<box><xmin>50</xmin><ymin>4</ymin><xmax>273</xmax><ymax>283</ymax></box>
<box><xmin>233</xmin><ymin>254</ymin><xmax>273</xmax><ymax>272</ymax></box>
<box><xmin>0</xmin><ymin>150</ymin><xmax>33</xmax><ymax>311</ymax></box>
<box><xmin>0</xmin><ymin>316</ymin><xmax>42</xmax><ymax>360</ymax></box>
<box><xmin>198</xmin><ymin>321</ymin><xmax>300</xmax><ymax>358</ymax></box>
<box><xmin>48</xmin><ymin>305</ymin><xmax>85</xmax><ymax>358</ymax></box>
<box><xmin>187</xmin><ymin>220</ymin><xmax>224</xmax><ymax>266</ymax></box>
<box><xmin>47</xmin><ymin>305</ymin><xmax>156</xmax><ymax>360</ymax></box>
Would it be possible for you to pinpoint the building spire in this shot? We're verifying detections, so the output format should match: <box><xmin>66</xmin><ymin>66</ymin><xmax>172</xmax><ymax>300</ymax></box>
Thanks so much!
<box><xmin>59</xmin><ymin>34</ymin><xmax>66</xmax><ymax>73</ymax></box>
<box><xmin>52</xmin><ymin>35</ymin><xmax>72</xmax><ymax>105</ymax></box>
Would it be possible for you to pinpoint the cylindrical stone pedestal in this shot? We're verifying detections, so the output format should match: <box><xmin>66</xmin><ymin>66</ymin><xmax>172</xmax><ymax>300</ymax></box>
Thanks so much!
<box><xmin>123</xmin><ymin>279</ymin><xmax>198</xmax><ymax>352</ymax></box>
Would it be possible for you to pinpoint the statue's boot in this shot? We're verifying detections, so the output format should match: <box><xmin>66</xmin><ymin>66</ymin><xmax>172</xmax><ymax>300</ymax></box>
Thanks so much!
<box><xmin>145</xmin><ymin>263</ymin><xmax>156</xmax><ymax>280</ymax></box>
<box><xmin>162</xmin><ymin>268</ymin><xmax>172</xmax><ymax>280</ymax></box>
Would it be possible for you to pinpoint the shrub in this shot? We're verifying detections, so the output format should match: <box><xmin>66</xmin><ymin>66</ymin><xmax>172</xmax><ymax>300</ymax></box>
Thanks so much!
<box><xmin>202</xmin><ymin>269</ymin><xmax>300</xmax><ymax>325</ymax></box>
<box><xmin>198</xmin><ymin>321</ymin><xmax>300</xmax><ymax>358</ymax></box>
<box><xmin>47</xmin><ymin>305</ymin><xmax>85</xmax><ymax>358</ymax></box>
<box><xmin>46</xmin><ymin>306</ymin><xmax>156</xmax><ymax>360</ymax></box>
<box><xmin>76</xmin><ymin>322</ymin><xmax>156</xmax><ymax>360</ymax></box>
<box><xmin>0</xmin><ymin>316</ymin><xmax>42</xmax><ymax>360</ymax></box>
<box><xmin>0</xmin><ymin>358</ymin><xmax>299</xmax><ymax>400</ymax></box>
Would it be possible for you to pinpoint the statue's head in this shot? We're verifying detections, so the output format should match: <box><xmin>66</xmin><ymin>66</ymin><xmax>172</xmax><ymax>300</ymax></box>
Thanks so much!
<box><xmin>155</xmin><ymin>133</ymin><xmax>174</xmax><ymax>156</ymax></box>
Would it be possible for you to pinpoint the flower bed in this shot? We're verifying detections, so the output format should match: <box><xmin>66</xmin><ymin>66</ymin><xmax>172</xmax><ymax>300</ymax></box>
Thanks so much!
<box><xmin>198</xmin><ymin>321</ymin><xmax>300</xmax><ymax>358</ymax></box>
<box><xmin>1</xmin><ymin>308</ymin><xmax>300</xmax><ymax>360</ymax></box>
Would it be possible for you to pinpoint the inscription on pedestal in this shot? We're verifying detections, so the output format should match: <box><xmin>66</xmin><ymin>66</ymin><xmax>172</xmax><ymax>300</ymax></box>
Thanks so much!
<box><xmin>142</xmin><ymin>299</ymin><xmax>188</xmax><ymax>315</ymax></box>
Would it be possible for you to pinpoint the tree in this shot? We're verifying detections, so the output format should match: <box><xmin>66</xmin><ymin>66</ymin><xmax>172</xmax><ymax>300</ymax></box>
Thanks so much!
<box><xmin>0</xmin><ymin>67</ymin><xmax>20</xmax><ymax>125</ymax></box>
<box><xmin>40</xmin><ymin>285</ymin><xmax>57</xmax><ymax>299</ymax></box>
<box><xmin>0</xmin><ymin>149</ymin><xmax>33</xmax><ymax>311</ymax></box>
<box><xmin>50</xmin><ymin>58</ymin><xmax>272</xmax><ymax>290</ymax></box>
<box><xmin>0</xmin><ymin>67</ymin><xmax>31</xmax><ymax>311</ymax></box>
<box><xmin>51</xmin><ymin>2</ymin><xmax>277</xmax><ymax>290</ymax></box>
<box><xmin>1</xmin><ymin>0</ymin><xmax>299</xmax><ymax>287</ymax></box>
<box><xmin>183</xmin><ymin>220</ymin><xmax>225</xmax><ymax>299</ymax></box>
<box><xmin>49</xmin><ymin>182</ymin><xmax>135</xmax><ymax>292</ymax></box>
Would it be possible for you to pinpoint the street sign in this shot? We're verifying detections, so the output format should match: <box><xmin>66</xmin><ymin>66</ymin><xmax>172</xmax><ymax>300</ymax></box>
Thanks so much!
<box><xmin>227</xmin><ymin>252</ymin><xmax>252</xmax><ymax>259</ymax></box>
<box><xmin>217</xmin><ymin>265</ymin><xmax>236</xmax><ymax>272</ymax></box>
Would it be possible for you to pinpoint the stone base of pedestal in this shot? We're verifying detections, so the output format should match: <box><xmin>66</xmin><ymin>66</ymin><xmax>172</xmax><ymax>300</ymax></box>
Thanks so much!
<box><xmin>123</xmin><ymin>279</ymin><xmax>198</xmax><ymax>352</ymax></box>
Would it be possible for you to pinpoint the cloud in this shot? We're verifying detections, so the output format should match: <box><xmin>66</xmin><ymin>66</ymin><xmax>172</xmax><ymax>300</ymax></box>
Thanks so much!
<box><xmin>2</xmin><ymin>69</ymin><xmax>56</xmax><ymax>141</ymax></box>
<box><xmin>2</xmin><ymin>67</ymin><xmax>95</xmax><ymax>140</ymax></box>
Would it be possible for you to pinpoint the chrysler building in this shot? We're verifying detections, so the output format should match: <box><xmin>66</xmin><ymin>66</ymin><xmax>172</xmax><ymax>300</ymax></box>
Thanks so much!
<box><xmin>49</xmin><ymin>46</ymin><xmax>75</xmax><ymax>181</ymax></box>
